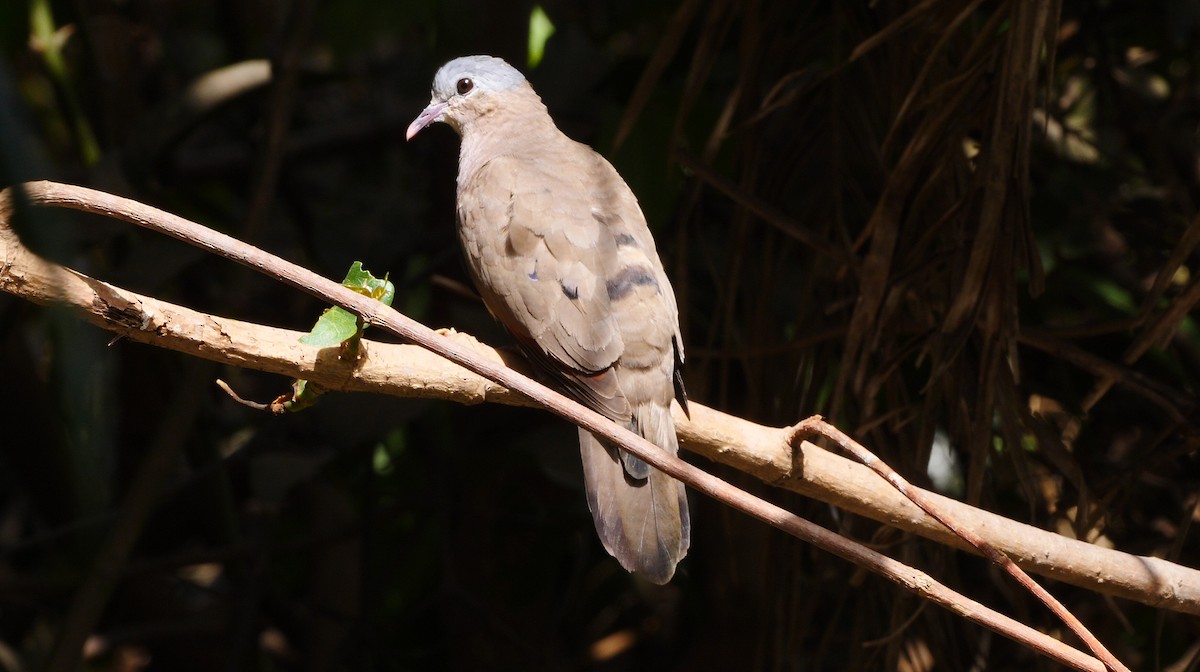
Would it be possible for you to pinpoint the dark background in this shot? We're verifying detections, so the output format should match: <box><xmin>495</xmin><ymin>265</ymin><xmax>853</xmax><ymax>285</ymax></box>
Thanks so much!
<box><xmin>1</xmin><ymin>0</ymin><xmax>1199</xmax><ymax>670</ymax></box>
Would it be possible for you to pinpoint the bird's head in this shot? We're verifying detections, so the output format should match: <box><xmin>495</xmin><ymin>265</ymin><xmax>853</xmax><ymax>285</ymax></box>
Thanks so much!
<box><xmin>406</xmin><ymin>55</ymin><xmax>529</xmax><ymax>140</ymax></box>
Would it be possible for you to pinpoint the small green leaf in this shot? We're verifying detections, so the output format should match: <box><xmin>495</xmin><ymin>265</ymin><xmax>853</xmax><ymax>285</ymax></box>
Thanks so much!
<box><xmin>299</xmin><ymin>262</ymin><xmax>394</xmax><ymax>347</ymax></box>
<box><xmin>372</xmin><ymin>429</ymin><xmax>406</xmax><ymax>475</ymax></box>
<box><xmin>342</xmin><ymin>261</ymin><xmax>395</xmax><ymax>307</ymax></box>
<box><xmin>372</xmin><ymin>279</ymin><xmax>396</xmax><ymax>307</ymax></box>
<box><xmin>300</xmin><ymin>306</ymin><xmax>361</xmax><ymax>346</ymax></box>
<box><xmin>528</xmin><ymin>6</ymin><xmax>555</xmax><ymax>68</ymax></box>
<box><xmin>373</xmin><ymin>444</ymin><xmax>393</xmax><ymax>475</ymax></box>
<box><xmin>342</xmin><ymin>261</ymin><xmax>372</xmax><ymax>291</ymax></box>
<box><xmin>1093</xmin><ymin>278</ymin><xmax>1136</xmax><ymax>314</ymax></box>
<box><xmin>290</xmin><ymin>262</ymin><xmax>393</xmax><ymax>412</ymax></box>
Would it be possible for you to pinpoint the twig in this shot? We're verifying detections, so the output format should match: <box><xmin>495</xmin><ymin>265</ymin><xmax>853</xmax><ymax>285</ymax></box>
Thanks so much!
<box><xmin>241</xmin><ymin>0</ymin><xmax>318</xmax><ymax>242</ymax></box>
<box><xmin>215</xmin><ymin>378</ymin><xmax>275</xmax><ymax>412</ymax></box>
<box><xmin>676</xmin><ymin>151</ymin><xmax>849</xmax><ymax>263</ymax></box>
<box><xmin>1019</xmin><ymin>329</ymin><xmax>1188</xmax><ymax>422</ymax></box>
<box><xmin>792</xmin><ymin>416</ymin><xmax>1130</xmax><ymax>672</ymax></box>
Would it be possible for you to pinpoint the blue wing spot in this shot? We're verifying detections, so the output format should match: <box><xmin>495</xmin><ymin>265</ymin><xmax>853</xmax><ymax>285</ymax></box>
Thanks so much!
<box><xmin>606</xmin><ymin>266</ymin><xmax>658</xmax><ymax>301</ymax></box>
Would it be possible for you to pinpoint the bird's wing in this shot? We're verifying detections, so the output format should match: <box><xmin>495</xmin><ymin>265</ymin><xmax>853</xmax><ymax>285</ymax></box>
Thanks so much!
<box><xmin>457</xmin><ymin>150</ymin><xmax>632</xmax><ymax>421</ymax></box>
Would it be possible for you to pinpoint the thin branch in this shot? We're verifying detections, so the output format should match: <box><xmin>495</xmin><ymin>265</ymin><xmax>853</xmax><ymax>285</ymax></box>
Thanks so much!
<box><xmin>793</xmin><ymin>416</ymin><xmax>1129</xmax><ymax>672</ymax></box>
<box><xmin>215</xmin><ymin>378</ymin><xmax>276</xmax><ymax>411</ymax></box>
<box><xmin>1019</xmin><ymin>328</ymin><xmax>1190</xmax><ymax>421</ymax></box>
<box><xmin>676</xmin><ymin>151</ymin><xmax>850</xmax><ymax>263</ymax></box>
<box><xmin>241</xmin><ymin>0</ymin><xmax>318</xmax><ymax>243</ymax></box>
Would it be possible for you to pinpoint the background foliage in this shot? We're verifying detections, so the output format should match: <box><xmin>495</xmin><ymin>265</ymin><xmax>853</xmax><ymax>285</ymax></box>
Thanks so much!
<box><xmin>2</xmin><ymin>0</ymin><xmax>1199</xmax><ymax>670</ymax></box>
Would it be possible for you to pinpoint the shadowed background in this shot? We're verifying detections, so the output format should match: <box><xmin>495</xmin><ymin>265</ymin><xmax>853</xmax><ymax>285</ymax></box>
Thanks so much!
<box><xmin>1</xmin><ymin>0</ymin><xmax>1199</xmax><ymax>670</ymax></box>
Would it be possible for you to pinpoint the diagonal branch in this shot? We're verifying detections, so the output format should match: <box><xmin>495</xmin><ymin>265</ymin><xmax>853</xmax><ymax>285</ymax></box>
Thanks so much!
<box><xmin>794</xmin><ymin>417</ymin><xmax>1128</xmax><ymax>672</ymax></box>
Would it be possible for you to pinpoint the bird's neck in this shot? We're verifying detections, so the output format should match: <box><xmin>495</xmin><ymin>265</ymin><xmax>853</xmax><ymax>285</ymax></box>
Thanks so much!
<box><xmin>456</xmin><ymin>89</ymin><xmax>563</xmax><ymax>187</ymax></box>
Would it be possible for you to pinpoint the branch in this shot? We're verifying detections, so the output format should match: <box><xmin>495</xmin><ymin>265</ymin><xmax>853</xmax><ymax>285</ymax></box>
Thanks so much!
<box><xmin>794</xmin><ymin>417</ymin><xmax>1128</xmax><ymax>672</ymax></box>
<box><xmin>3</xmin><ymin>181</ymin><xmax>1195</xmax><ymax>617</ymax></box>
<box><xmin>0</xmin><ymin>180</ymin><xmax>1163</xmax><ymax>669</ymax></box>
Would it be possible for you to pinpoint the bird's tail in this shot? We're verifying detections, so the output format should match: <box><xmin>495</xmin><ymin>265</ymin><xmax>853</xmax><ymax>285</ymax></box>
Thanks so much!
<box><xmin>579</xmin><ymin>402</ymin><xmax>690</xmax><ymax>584</ymax></box>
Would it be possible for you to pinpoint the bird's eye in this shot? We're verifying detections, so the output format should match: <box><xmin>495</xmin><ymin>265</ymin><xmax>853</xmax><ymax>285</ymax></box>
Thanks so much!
<box><xmin>456</xmin><ymin>78</ymin><xmax>474</xmax><ymax>95</ymax></box>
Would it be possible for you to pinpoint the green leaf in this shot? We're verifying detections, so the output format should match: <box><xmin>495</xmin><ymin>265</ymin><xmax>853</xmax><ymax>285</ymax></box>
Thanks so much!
<box><xmin>527</xmin><ymin>6</ymin><xmax>555</xmax><ymax>68</ymax></box>
<box><xmin>298</xmin><ymin>262</ymin><xmax>395</xmax><ymax>347</ymax></box>
<box><xmin>372</xmin><ymin>429</ymin><xmax>406</xmax><ymax>476</ymax></box>
<box><xmin>291</xmin><ymin>262</ymin><xmax>394</xmax><ymax>410</ymax></box>
<box><xmin>342</xmin><ymin>261</ymin><xmax>396</xmax><ymax>307</ymax></box>
<box><xmin>299</xmin><ymin>306</ymin><xmax>361</xmax><ymax>347</ymax></box>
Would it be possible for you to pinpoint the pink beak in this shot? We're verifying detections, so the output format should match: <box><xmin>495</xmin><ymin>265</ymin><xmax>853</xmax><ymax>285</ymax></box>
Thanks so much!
<box><xmin>406</xmin><ymin>101</ymin><xmax>448</xmax><ymax>141</ymax></box>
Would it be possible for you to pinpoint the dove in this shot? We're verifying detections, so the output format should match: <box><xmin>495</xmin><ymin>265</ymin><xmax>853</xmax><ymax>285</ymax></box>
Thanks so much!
<box><xmin>407</xmin><ymin>55</ymin><xmax>689</xmax><ymax>584</ymax></box>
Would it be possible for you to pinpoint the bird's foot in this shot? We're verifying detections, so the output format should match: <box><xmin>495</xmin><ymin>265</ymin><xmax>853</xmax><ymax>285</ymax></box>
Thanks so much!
<box><xmin>434</xmin><ymin>327</ymin><xmax>506</xmax><ymax>365</ymax></box>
